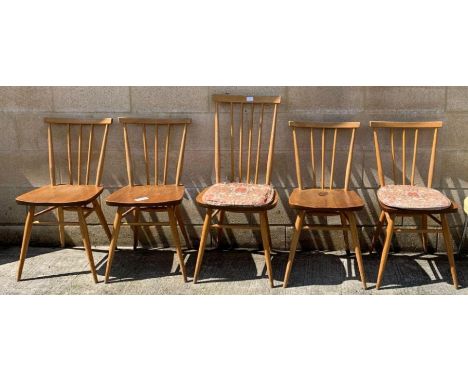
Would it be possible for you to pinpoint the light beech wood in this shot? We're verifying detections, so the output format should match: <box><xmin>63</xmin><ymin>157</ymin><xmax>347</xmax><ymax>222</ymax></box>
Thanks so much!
<box><xmin>370</xmin><ymin>120</ymin><xmax>458</xmax><ymax>289</ymax></box>
<box><xmin>105</xmin><ymin>118</ymin><xmax>192</xmax><ymax>283</ymax></box>
<box><xmin>15</xmin><ymin>117</ymin><xmax>112</xmax><ymax>283</ymax></box>
<box><xmin>194</xmin><ymin>95</ymin><xmax>281</xmax><ymax>287</ymax></box>
<box><xmin>193</xmin><ymin>209</ymin><xmax>212</xmax><ymax>283</ymax></box>
<box><xmin>285</xmin><ymin>120</ymin><xmax>366</xmax><ymax>288</ymax></box>
<box><xmin>17</xmin><ymin>206</ymin><xmax>35</xmax><ymax>281</ymax></box>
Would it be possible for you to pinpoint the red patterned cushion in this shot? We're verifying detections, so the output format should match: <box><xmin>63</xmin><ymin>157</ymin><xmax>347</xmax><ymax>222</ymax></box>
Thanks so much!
<box><xmin>202</xmin><ymin>182</ymin><xmax>274</xmax><ymax>207</ymax></box>
<box><xmin>377</xmin><ymin>185</ymin><xmax>451</xmax><ymax>210</ymax></box>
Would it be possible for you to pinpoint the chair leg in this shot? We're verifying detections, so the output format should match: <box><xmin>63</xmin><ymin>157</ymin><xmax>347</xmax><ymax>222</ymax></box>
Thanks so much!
<box><xmin>420</xmin><ymin>215</ymin><xmax>429</xmax><ymax>253</ymax></box>
<box><xmin>175</xmin><ymin>205</ymin><xmax>192</xmax><ymax>249</ymax></box>
<box><xmin>340</xmin><ymin>213</ymin><xmax>351</xmax><ymax>255</ymax></box>
<box><xmin>370</xmin><ymin>210</ymin><xmax>386</xmax><ymax>255</ymax></box>
<box><xmin>133</xmin><ymin>207</ymin><xmax>140</xmax><ymax>250</ymax></box>
<box><xmin>345</xmin><ymin>211</ymin><xmax>367</xmax><ymax>289</ymax></box>
<box><xmin>259</xmin><ymin>211</ymin><xmax>274</xmax><ymax>288</ymax></box>
<box><xmin>168</xmin><ymin>206</ymin><xmax>187</xmax><ymax>282</ymax></box>
<box><xmin>57</xmin><ymin>207</ymin><xmax>65</xmax><ymax>248</ymax></box>
<box><xmin>77</xmin><ymin>207</ymin><xmax>98</xmax><ymax>284</ymax></box>
<box><xmin>376</xmin><ymin>213</ymin><xmax>395</xmax><ymax>290</ymax></box>
<box><xmin>105</xmin><ymin>208</ymin><xmax>123</xmax><ymax>283</ymax></box>
<box><xmin>216</xmin><ymin>209</ymin><xmax>225</xmax><ymax>248</ymax></box>
<box><xmin>193</xmin><ymin>209</ymin><xmax>212</xmax><ymax>284</ymax></box>
<box><xmin>440</xmin><ymin>214</ymin><xmax>459</xmax><ymax>289</ymax></box>
<box><xmin>283</xmin><ymin>210</ymin><xmax>305</xmax><ymax>288</ymax></box>
<box><xmin>264</xmin><ymin>211</ymin><xmax>273</xmax><ymax>251</ymax></box>
<box><xmin>92</xmin><ymin>200</ymin><xmax>112</xmax><ymax>242</ymax></box>
<box><xmin>457</xmin><ymin>215</ymin><xmax>468</xmax><ymax>256</ymax></box>
<box><xmin>17</xmin><ymin>206</ymin><xmax>35</xmax><ymax>281</ymax></box>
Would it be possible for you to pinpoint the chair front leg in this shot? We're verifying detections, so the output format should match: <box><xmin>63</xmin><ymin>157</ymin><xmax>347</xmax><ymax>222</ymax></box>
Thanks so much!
<box><xmin>376</xmin><ymin>212</ymin><xmax>395</xmax><ymax>290</ymax></box>
<box><xmin>57</xmin><ymin>207</ymin><xmax>65</xmax><ymax>248</ymax></box>
<box><xmin>345</xmin><ymin>211</ymin><xmax>367</xmax><ymax>289</ymax></box>
<box><xmin>339</xmin><ymin>213</ymin><xmax>351</xmax><ymax>255</ymax></box>
<box><xmin>132</xmin><ymin>207</ymin><xmax>140</xmax><ymax>250</ymax></box>
<box><xmin>77</xmin><ymin>206</ymin><xmax>98</xmax><ymax>283</ymax></box>
<box><xmin>259</xmin><ymin>211</ymin><xmax>274</xmax><ymax>288</ymax></box>
<box><xmin>370</xmin><ymin>210</ymin><xmax>386</xmax><ymax>255</ymax></box>
<box><xmin>283</xmin><ymin>210</ymin><xmax>305</xmax><ymax>288</ymax></box>
<box><xmin>193</xmin><ymin>208</ymin><xmax>212</xmax><ymax>284</ymax></box>
<box><xmin>17</xmin><ymin>205</ymin><xmax>35</xmax><ymax>281</ymax></box>
<box><xmin>168</xmin><ymin>206</ymin><xmax>187</xmax><ymax>282</ymax></box>
<box><xmin>105</xmin><ymin>208</ymin><xmax>123</xmax><ymax>283</ymax></box>
<box><xmin>175</xmin><ymin>205</ymin><xmax>192</xmax><ymax>249</ymax></box>
<box><xmin>92</xmin><ymin>199</ymin><xmax>112</xmax><ymax>243</ymax></box>
<box><xmin>440</xmin><ymin>214</ymin><xmax>459</xmax><ymax>289</ymax></box>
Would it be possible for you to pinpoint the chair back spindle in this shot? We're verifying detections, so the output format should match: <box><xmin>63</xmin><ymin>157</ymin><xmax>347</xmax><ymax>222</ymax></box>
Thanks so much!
<box><xmin>119</xmin><ymin>118</ymin><xmax>191</xmax><ymax>187</ymax></box>
<box><xmin>45</xmin><ymin>118</ymin><xmax>112</xmax><ymax>187</ymax></box>
<box><xmin>290</xmin><ymin>121</ymin><xmax>359</xmax><ymax>191</ymax></box>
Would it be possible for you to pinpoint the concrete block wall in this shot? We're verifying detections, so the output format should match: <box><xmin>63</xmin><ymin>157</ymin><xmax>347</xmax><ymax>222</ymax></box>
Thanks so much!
<box><xmin>1</xmin><ymin>86</ymin><xmax>467</xmax><ymax>251</ymax></box>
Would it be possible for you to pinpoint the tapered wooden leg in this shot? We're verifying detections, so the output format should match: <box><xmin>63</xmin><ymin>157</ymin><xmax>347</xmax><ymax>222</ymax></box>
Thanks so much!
<box><xmin>260</xmin><ymin>211</ymin><xmax>274</xmax><ymax>288</ymax></box>
<box><xmin>77</xmin><ymin>207</ymin><xmax>98</xmax><ymax>284</ymax></box>
<box><xmin>264</xmin><ymin>211</ymin><xmax>273</xmax><ymax>251</ymax></box>
<box><xmin>133</xmin><ymin>207</ymin><xmax>140</xmax><ymax>250</ymax></box>
<box><xmin>376</xmin><ymin>213</ymin><xmax>395</xmax><ymax>290</ymax></box>
<box><xmin>168</xmin><ymin>206</ymin><xmax>187</xmax><ymax>282</ymax></box>
<box><xmin>340</xmin><ymin>213</ymin><xmax>351</xmax><ymax>255</ymax></box>
<box><xmin>457</xmin><ymin>215</ymin><xmax>468</xmax><ymax>256</ymax></box>
<box><xmin>105</xmin><ymin>208</ymin><xmax>123</xmax><ymax>283</ymax></box>
<box><xmin>283</xmin><ymin>210</ymin><xmax>305</xmax><ymax>288</ymax></box>
<box><xmin>193</xmin><ymin>209</ymin><xmax>212</xmax><ymax>284</ymax></box>
<box><xmin>17</xmin><ymin>206</ymin><xmax>35</xmax><ymax>281</ymax></box>
<box><xmin>420</xmin><ymin>215</ymin><xmax>428</xmax><ymax>253</ymax></box>
<box><xmin>441</xmin><ymin>214</ymin><xmax>459</xmax><ymax>288</ymax></box>
<box><xmin>345</xmin><ymin>211</ymin><xmax>367</xmax><ymax>289</ymax></box>
<box><xmin>57</xmin><ymin>207</ymin><xmax>65</xmax><ymax>248</ymax></box>
<box><xmin>92</xmin><ymin>200</ymin><xmax>112</xmax><ymax>242</ymax></box>
<box><xmin>175</xmin><ymin>205</ymin><xmax>192</xmax><ymax>249</ymax></box>
<box><xmin>370</xmin><ymin>210</ymin><xmax>386</xmax><ymax>254</ymax></box>
<box><xmin>216</xmin><ymin>209</ymin><xmax>225</xmax><ymax>248</ymax></box>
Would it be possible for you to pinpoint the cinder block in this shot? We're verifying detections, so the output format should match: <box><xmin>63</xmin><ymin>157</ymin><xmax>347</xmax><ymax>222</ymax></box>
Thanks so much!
<box><xmin>0</xmin><ymin>113</ymin><xmax>18</xmax><ymax>151</ymax></box>
<box><xmin>447</xmin><ymin>87</ymin><xmax>468</xmax><ymax>111</ymax></box>
<box><xmin>288</xmin><ymin>87</ymin><xmax>364</xmax><ymax>112</ymax></box>
<box><xmin>441</xmin><ymin>113</ymin><xmax>468</xmax><ymax>150</ymax></box>
<box><xmin>52</xmin><ymin>87</ymin><xmax>130</xmax><ymax>112</ymax></box>
<box><xmin>131</xmin><ymin>87</ymin><xmax>210</xmax><ymax>112</ymax></box>
<box><xmin>365</xmin><ymin>87</ymin><xmax>445</xmax><ymax>112</ymax></box>
<box><xmin>0</xmin><ymin>87</ymin><xmax>53</xmax><ymax>112</ymax></box>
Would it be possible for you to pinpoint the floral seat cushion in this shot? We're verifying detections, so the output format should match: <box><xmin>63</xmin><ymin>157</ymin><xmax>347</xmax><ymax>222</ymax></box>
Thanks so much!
<box><xmin>377</xmin><ymin>185</ymin><xmax>451</xmax><ymax>210</ymax></box>
<box><xmin>202</xmin><ymin>182</ymin><xmax>275</xmax><ymax>207</ymax></box>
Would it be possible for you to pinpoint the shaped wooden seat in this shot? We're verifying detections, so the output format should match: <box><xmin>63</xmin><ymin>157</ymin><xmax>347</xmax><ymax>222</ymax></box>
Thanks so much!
<box><xmin>104</xmin><ymin>118</ymin><xmax>191</xmax><ymax>283</ymax></box>
<box><xmin>15</xmin><ymin>118</ymin><xmax>113</xmax><ymax>283</ymax></box>
<box><xmin>283</xmin><ymin>121</ymin><xmax>367</xmax><ymax>289</ymax></box>
<box><xmin>370</xmin><ymin>121</ymin><xmax>459</xmax><ymax>289</ymax></box>
<box><xmin>193</xmin><ymin>95</ymin><xmax>281</xmax><ymax>287</ymax></box>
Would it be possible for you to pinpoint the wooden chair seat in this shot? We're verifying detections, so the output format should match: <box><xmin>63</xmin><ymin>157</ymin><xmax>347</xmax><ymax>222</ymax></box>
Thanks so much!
<box><xmin>198</xmin><ymin>182</ymin><xmax>275</xmax><ymax>208</ymax></box>
<box><xmin>377</xmin><ymin>185</ymin><xmax>452</xmax><ymax>211</ymax></box>
<box><xmin>16</xmin><ymin>185</ymin><xmax>104</xmax><ymax>206</ymax></box>
<box><xmin>289</xmin><ymin>188</ymin><xmax>364</xmax><ymax>212</ymax></box>
<box><xmin>378</xmin><ymin>199</ymin><xmax>458</xmax><ymax>215</ymax></box>
<box><xmin>106</xmin><ymin>185</ymin><xmax>185</xmax><ymax>207</ymax></box>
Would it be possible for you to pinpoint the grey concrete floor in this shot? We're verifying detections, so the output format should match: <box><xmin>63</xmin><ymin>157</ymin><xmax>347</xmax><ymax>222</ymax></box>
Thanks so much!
<box><xmin>1</xmin><ymin>245</ymin><xmax>467</xmax><ymax>294</ymax></box>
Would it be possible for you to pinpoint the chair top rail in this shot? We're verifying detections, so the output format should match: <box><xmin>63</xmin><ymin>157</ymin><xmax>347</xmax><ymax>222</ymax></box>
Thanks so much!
<box><xmin>370</xmin><ymin>121</ymin><xmax>443</xmax><ymax>129</ymax></box>
<box><xmin>212</xmin><ymin>94</ymin><xmax>281</xmax><ymax>104</ymax></box>
<box><xmin>119</xmin><ymin>117</ymin><xmax>192</xmax><ymax>125</ymax></box>
<box><xmin>290</xmin><ymin>121</ymin><xmax>360</xmax><ymax>129</ymax></box>
<box><xmin>44</xmin><ymin>117</ymin><xmax>112</xmax><ymax>125</ymax></box>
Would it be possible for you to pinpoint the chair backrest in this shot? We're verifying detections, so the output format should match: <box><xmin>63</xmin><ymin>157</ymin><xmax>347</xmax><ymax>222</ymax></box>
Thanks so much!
<box><xmin>45</xmin><ymin>117</ymin><xmax>112</xmax><ymax>186</ymax></box>
<box><xmin>370</xmin><ymin>121</ymin><xmax>442</xmax><ymax>188</ymax></box>
<box><xmin>289</xmin><ymin>121</ymin><xmax>359</xmax><ymax>191</ymax></box>
<box><xmin>119</xmin><ymin>117</ymin><xmax>191</xmax><ymax>186</ymax></box>
<box><xmin>212</xmin><ymin>94</ymin><xmax>281</xmax><ymax>185</ymax></box>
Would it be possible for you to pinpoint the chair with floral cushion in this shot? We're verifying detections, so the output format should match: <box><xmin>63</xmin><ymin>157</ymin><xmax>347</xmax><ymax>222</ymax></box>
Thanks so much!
<box><xmin>458</xmin><ymin>197</ymin><xmax>468</xmax><ymax>255</ymax></box>
<box><xmin>370</xmin><ymin>121</ymin><xmax>459</xmax><ymax>289</ymax></box>
<box><xmin>283</xmin><ymin>121</ymin><xmax>367</xmax><ymax>289</ymax></box>
<box><xmin>193</xmin><ymin>94</ymin><xmax>281</xmax><ymax>287</ymax></box>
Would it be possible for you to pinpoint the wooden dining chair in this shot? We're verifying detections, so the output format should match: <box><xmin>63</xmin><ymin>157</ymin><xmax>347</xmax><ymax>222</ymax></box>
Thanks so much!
<box><xmin>15</xmin><ymin>117</ymin><xmax>113</xmax><ymax>283</ymax></box>
<box><xmin>370</xmin><ymin>121</ymin><xmax>459</xmax><ymax>289</ymax></box>
<box><xmin>104</xmin><ymin>117</ymin><xmax>191</xmax><ymax>283</ymax></box>
<box><xmin>193</xmin><ymin>95</ymin><xmax>281</xmax><ymax>287</ymax></box>
<box><xmin>283</xmin><ymin>121</ymin><xmax>366</xmax><ymax>288</ymax></box>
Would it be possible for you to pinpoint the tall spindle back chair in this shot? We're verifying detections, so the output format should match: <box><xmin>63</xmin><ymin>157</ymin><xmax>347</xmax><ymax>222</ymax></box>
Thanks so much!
<box><xmin>193</xmin><ymin>95</ymin><xmax>281</xmax><ymax>287</ymax></box>
<box><xmin>370</xmin><ymin>121</ymin><xmax>459</xmax><ymax>289</ymax></box>
<box><xmin>104</xmin><ymin>117</ymin><xmax>191</xmax><ymax>283</ymax></box>
<box><xmin>15</xmin><ymin>117</ymin><xmax>113</xmax><ymax>283</ymax></box>
<box><xmin>283</xmin><ymin>121</ymin><xmax>366</xmax><ymax>288</ymax></box>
